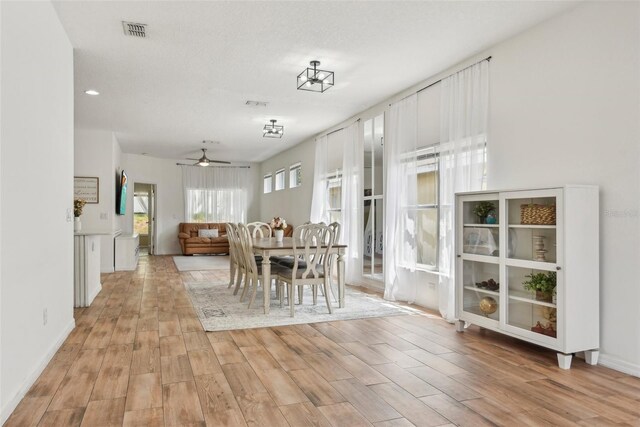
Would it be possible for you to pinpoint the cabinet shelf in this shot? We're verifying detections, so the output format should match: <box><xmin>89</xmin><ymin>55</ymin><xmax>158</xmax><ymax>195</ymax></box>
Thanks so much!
<box><xmin>463</xmin><ymin>223</ymin><xmax>499</xmax><ymax>228</ymax></box>
<box><xmin>508</xmin><ymin>224</ymin><xmax>556</xmax><ymax>229</ymax></box>
<box><xmin>508</xmin><ymin>289</ymin><xmax>556</xmax><ymax>308</ymax></box>
<box><xmin>460</xmin><ymin>253</ymin><xmax>499</xmax><ymax>264</ymax></box>
<box><xmin>463</xmin><ymin>285</ymin><xmax>499</xmax><ymax>296</ymax></box>
<box><xmin>505</xmin><ymin>258</ymin><xmax>558</xmax><ymax>271</ymax></box>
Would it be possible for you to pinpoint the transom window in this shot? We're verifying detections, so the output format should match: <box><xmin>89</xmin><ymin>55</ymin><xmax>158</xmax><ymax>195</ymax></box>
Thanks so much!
<box><xmin>263</xmin><ymin>174</ymin><xmax>272</xmax><ymax>194</ymax></box>
<box><xmin>275</xmin><ymin>168</ymin><xmax>285</xmax><ymax>191</ymax></box>
<box><xmin>289</xmin><ymin>162</ymin><xmax>302</xmax><ymax>188</ymax></box>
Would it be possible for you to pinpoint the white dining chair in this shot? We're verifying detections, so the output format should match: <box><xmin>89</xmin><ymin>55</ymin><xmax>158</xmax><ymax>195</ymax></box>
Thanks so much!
<box><xmin>237</xmin><ymin>223</ymin><xmax>283</xmax><ymax>308</ymax></box>
<box><xmin>277</xmin><ymin>223</ymin><xmax>334</xmax><ymax>317</ymax></box>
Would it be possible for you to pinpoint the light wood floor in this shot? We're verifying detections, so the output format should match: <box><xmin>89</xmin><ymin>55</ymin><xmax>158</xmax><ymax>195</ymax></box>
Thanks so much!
<box><xmin>5</xmin><ymin>255</ymin><xmax>640</xmax><ymax>426</ymax></box>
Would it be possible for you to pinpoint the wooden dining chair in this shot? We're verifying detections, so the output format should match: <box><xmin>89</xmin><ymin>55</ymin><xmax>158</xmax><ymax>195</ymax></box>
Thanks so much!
<box><xmin>237</xmin><ymin>223</ymin><xmax>283</xmax><ymax>308</ymax></box>
<box><xmin>227</xmin><ymin>223</ymin><xmax>248</xmax><ymax>296</ymax></box>
<box><xmin>225</xmin><ymin>223</ymin><xmax>238</xmax><ymax>289</ymax></box>
<box><xmin>277</xmin><ymin>223</ymin><xmax>334</xmax><ymax>317</ymax></box>
<box><xmin>247</xmin><ymin>221</ymin><xmax>272</xmax><ymax>238</ymax></box>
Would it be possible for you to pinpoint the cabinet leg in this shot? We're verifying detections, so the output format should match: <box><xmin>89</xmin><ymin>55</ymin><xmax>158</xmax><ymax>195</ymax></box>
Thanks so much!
<box><xmin>584</xmin><ymin>350</ymin><xmax>599</xmax><ymax>365</ymax></box>
<box><xmin>455</xmin><ymin>320</ymin><xmax>466</xmax><ymax>333</ymax></box>
<box><xmin>557</xmin><ymin>353</ymin><xmax>573</xmax><ymax>369</ymax></box>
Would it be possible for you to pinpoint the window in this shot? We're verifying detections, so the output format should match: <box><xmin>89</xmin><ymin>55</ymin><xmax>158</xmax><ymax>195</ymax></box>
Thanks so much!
<box><xmin>186</xmin><ymin>188</ymin><xmax>246</xmax><ymax>223</ymax></box>
<box><xmin>326</xmin><ymin>171</ymin><xmax>342</xmax><ymax>224</ymax></box>
<box><xmin>263</xmin><ymin>174</ymin><xmax>272</xmax><ymax>194</ymax></box>
<box><xmin>289</xmin><ymin>162</ymin><xmax>302</xmax><ymax>188</ymax></box>
<box><xmin>413</xmin><ymin>148</ymin><xmax>439</xmax><ymax>269</ymax></box>
<box><xmin>275</xmin><ymin>168</ymin><xmax>285</xmax><ymax>191</ymax></box>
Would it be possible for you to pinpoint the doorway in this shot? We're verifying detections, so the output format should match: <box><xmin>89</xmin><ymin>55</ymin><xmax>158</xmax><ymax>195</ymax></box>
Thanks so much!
<box><xmin>133</xmin><ymin>183</ymin><xmax>156</xmax><ymax>255</ymax></box>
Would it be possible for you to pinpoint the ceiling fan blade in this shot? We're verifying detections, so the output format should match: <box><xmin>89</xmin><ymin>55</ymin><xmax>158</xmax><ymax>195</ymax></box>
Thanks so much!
<box><xmin>208</xmin><ymin>159</ymin><xmax>232</xmax><ymax>164</ymax></box>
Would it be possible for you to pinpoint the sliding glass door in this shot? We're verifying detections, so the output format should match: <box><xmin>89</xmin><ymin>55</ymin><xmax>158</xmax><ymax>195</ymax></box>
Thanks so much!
<box><xmin>363</xmin><ymin>114</ymin><xmax>384</xmax><ymax>280</ymax></box>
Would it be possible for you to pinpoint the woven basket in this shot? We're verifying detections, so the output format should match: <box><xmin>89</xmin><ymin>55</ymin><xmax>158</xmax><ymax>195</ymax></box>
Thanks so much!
<box><xmin>520</xmin><ymin>204</ymin><xmax>556</xmax><ymax>225</ymax></box>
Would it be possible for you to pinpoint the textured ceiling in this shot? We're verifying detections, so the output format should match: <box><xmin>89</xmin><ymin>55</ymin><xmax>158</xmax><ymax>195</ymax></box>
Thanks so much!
<box><xmin>53</xmin><ymin>1</ymin><xmax>577</xmax><ymax>162</ymax></box>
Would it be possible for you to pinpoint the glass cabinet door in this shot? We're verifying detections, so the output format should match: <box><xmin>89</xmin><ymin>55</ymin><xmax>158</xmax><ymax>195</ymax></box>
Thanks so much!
<box><xmin>506</xmin><ymin>265</ymin><xmax>558</xmax><ymax>340</ymax></box>
<box><xmin>505</xmin><ymin>194</ymin><xmax>558</xmax><ymax>264</ymax></box>
<box><xmin>502</xmin><ymin>189</ymin><xmax>561</xmax><ymax>342</ymax></box>
<box><xmin>460</xmin><ymin>197</ymin><xmax>499</xmax><ymax>257</ymax></box>
<box><xmin>461</xmin><ymin>260</ymin><xmax>500</xmax><ymax>321</ymax></box>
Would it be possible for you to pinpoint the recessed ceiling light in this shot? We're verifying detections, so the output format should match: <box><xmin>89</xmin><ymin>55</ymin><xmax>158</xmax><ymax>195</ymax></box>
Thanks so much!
<box><xmin>85</xmin><ymin>89</ymin><xmax>100</xmax><ymax>96</ymax></box>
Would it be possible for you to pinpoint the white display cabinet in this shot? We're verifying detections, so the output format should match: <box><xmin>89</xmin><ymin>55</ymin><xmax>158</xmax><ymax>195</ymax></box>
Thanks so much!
<box><xmin>455</xmin><ymin>186</ymin><xmax>599</xmax><ymax>369</ymax></box>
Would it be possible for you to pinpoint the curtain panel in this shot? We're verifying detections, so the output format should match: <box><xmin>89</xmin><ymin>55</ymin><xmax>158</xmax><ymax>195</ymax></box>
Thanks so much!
<box><xmin>310</xmin><ymin>126</ymin><xmax>363</xmax><ymax>286</ymax></box>
<box><xmin>310</xmin><ymin>135</ymin><xmax>329</xmax><ymax>224</ymax></box>
<box><xmin>181</xmin><ymin>165</ymin><xmax>250</xmax><ymax>223</ymax></box>
<box><xmin>438</xmin><ymin>60</ymin><xmax>489</xmax><ymax>322</ymax></box>
<box><xmin>384</xmin><ymin>94</ymin><xmax>419</xmax><ymax>302</ymax></box>
<box><xmin>340</xmin><ymin>123</ymin><xmax>363</xmax><ymax>284</ymax></box>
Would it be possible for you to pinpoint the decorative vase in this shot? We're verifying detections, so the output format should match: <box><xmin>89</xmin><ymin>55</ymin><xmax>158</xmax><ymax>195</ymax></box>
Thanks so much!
<box><xmin>74</xmin><ymin>217</ymin><xmax>81</xmax><ymax>232</ymax></box>
<box><xmin>274</xmin><ymin>229</ymin><xmax>284</xmax><ymax>242</ymax></box>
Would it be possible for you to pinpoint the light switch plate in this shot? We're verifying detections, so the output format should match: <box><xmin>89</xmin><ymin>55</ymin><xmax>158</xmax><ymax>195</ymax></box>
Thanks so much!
<box><xmin>66</xmin><ymin>208</ymin><xmax>73</xmax><ymax>222</ymax></box>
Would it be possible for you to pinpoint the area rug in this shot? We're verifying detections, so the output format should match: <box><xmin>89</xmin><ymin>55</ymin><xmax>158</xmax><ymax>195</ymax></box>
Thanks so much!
<box><xmin>173</xmin><ymin>255</ymin><xmax>231</xmax><ymax>272</ymax></box>
<box><xmin>184</xmin><ymin>281</ymin><xmax>419</xmax><ymax>331</ymax></box>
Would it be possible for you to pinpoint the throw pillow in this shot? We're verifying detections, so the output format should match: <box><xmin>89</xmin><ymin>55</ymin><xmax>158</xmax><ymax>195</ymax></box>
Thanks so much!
<box><xmin>198</xmin><ymin>229</ymin><xmax>219</xmax><ymax>238</ymax></box>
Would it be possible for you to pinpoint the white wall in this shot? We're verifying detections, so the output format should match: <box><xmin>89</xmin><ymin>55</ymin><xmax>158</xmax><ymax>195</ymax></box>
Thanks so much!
<box><xmin>0</xmin><ymin>1</ymin><xmax>75</xmax><ymax>421</ymax></box>
<box><xmin>486</xmin><ymin>1</ymin><xmax>640</xmax><ymax>374</ymax></box>
<box><xmin>120</xmin><ymin>154</ymin><xmax>260</xmax><ymax>255</ymax></box>
<box><xmin>74</xmin><ymin>128</ymin><xmax>124</xmax><ymax>271</ymax></box>
<box><xmin>260</xmin><ymin>139</ymin><xmax>316</xmax><ymax>227</ymax></box>
<box><xmin>120</xmin><ymin>154</ymin><xmax>185</xmax><ymax>255</ymax></box>
<box><xmin>74</xmin><ymin>128</ymin><xmax>117</xmax><ymax>231</ymax></box>
<box><xmin>258</xmin><ymin>2</ymin><xmax>640</xmax><ymax>373</ymax></box>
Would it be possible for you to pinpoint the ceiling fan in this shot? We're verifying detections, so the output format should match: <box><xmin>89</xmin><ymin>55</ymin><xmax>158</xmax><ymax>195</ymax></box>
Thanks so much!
<box><xmin>177</xmin><ymin>148</ymin><xmax>230</xmax><ymax>167</ymax></box>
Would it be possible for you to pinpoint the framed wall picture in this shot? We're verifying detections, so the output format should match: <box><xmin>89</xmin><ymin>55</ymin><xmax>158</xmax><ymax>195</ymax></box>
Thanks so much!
<box><xmin>74</xmin><ymin>176</ymin><xmax>99</xmax><ymax>203</ymax></box>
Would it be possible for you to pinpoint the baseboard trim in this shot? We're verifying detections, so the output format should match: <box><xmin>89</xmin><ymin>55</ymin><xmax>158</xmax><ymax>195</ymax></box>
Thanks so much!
<box><xmin>100</xmin><ymin>266</ymin><xmax>114</xmax><ymax>273</ymax></box>
<box><xmin>599</xmin><ymin>353</ymin><xmax>640</xmax><ymax>377</ymax></box>
<box><xmin>0</xmin><ymin>318</ymin><xmax>76</xmax><ymax>424</ymax></box>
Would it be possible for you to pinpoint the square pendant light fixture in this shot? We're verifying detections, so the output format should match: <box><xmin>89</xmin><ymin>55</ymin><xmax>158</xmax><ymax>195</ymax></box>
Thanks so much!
<box><xmin>263</xmin><ymin>119</ymin><xmax>284</xmax><ymax>138</ymax></box>
<box><xmin>297</xmin><ymin>60</ymin><xmax>334</xmax><ymax>93</ymax></box>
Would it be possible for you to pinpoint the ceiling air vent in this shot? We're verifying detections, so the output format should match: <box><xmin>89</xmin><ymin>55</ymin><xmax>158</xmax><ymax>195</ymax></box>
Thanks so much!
<box><xmin>245</xmin><ymin>100</ymin><xmax>268</xmax><ymax>107</ymax></box>
<box><xmin>122</xmin><ymin>21</ymin><xmax>147</xmax><ymax>38</ymax></box>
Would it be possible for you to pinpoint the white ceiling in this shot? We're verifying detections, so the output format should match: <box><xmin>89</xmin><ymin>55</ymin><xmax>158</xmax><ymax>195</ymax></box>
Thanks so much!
<box><xmin>53</xmin><ymin>1</ymin><xmax>577</xmax><ymax>163</ymax></box>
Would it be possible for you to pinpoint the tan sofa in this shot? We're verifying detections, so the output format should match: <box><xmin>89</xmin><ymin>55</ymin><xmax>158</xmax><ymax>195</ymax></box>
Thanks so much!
<box><xmin>178</xmin><ymin>223</ymin><xmax>229</xmax><ymax>255</ymax></box>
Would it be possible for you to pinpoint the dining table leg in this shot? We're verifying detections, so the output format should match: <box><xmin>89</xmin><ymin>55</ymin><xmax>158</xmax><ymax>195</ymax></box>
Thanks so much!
<box><xmin>338</xmin><ymin>250</ymin><xmax>345</xmax><ymax>308</ymax></box>
<box><xmin>262</xmin><ymin>251</ymin><xmax>271</xmax><ymax>314</ymax></box>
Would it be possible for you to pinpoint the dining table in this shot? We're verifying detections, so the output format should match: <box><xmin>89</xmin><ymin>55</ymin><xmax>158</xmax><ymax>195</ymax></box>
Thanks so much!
<box><xmin>251</xmin><ymin>237</ymin><xmax>347</xmax><ymax>314</ymax></box>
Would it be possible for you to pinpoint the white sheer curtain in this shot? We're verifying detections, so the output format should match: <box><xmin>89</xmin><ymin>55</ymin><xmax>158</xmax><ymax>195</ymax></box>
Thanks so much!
<box><xmin>340</xmin><ymin>123</ymin><xmax>363</xmax><ymax>284</ymax></box>
<box><xmin>438</xmin><ymin>60</ymin><xmax>489</xmax><ymax>321</ymax></box>
<box><xmin>181</xmin><ymin>165</ymin><xmax>250</xmax><ymax>223</ymax></box>
<box><xmin>310</xmin><ymin>135</ymin><xmax>329</xmax><ymax>224</ymax></box>
<box><xmin>384</xmin><ymin>94</ymin><xmax>419</xmax><ymax>302</ymax></box>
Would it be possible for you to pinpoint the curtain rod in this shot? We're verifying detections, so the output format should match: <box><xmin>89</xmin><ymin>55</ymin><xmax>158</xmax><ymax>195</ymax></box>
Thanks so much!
<box><xmin>176</xmin><ymin>164</ymin><xmax>250</xmax><ymax>169</ymax></box>
<box><xmin>322</xmin><ymin>118</ymin><xmax>362</xmax><ymax>138</ymax></box>
<box><xmin>390</xmin><ymin>56</ymin><xmax>492</xmax><ymax>106</ymax></box>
